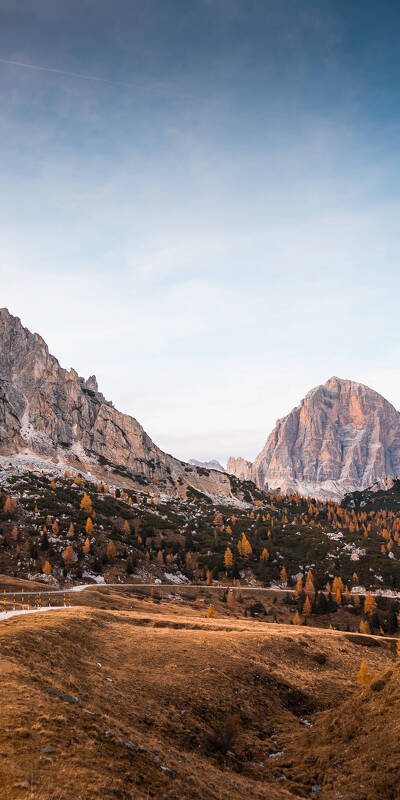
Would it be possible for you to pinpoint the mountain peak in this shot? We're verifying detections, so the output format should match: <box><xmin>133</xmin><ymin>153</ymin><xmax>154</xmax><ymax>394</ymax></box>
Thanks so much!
<box><xmin>228</xmin><ymin>377</ymin><xmax>400</xmax><ymax>500</ymax></box>
<box><xmin>0</xmin><ymin>311</ymin><xmax>238</xmax><ymax>500</ymax></box>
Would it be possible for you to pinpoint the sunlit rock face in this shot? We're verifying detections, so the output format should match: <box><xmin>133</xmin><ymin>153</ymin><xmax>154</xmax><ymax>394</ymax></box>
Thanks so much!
<box><xmin>0</xmin><ymin>308</ymin><xmax>235</xmax><ymax>499</ymax></box>
<box><xmin>228</xmin><ymin>377</ymin><xmax>400</xmax><ymax>500</ymax></box>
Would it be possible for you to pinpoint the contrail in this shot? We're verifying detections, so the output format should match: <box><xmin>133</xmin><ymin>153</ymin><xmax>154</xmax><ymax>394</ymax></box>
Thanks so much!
<box><xmin>0</xmin><ymin>56</ymin><xmax>195</xmax><ymax>99</ymax></box>
<box><xmin>0</xmin><ymin>57</ymin><xmax>144</xmax><ymax>89</ymax></box>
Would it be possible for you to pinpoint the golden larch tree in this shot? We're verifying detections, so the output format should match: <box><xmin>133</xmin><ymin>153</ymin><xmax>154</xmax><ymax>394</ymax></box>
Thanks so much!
<box><xmin>83</xmin><ymin>537</ymin><xmax>91</xmax><ymax>555</ymax></box>
<box><xmin>357</xmin><ymin>659</ymin><xmax>375</xmax><ymax>686</ymax></box>
<box><xmin>305</xmin><ymin>570</ymin><xmax>315</xmax><ymax>600</ymax></box>
<box><xmin>295</xmin><ymin>576</ymin><xmax>303</xmax><ymax>599</ymax></box>
<box><xmin>244</xmin><ymin>538</ymin><xmax>252</xmax><ymax>557</ymax></box>
<box><xmin>4</xmin><ymin>496</ymin><xmax>17</xmax><ymax>515</ymax></box>
<box><xmin>364</xmin><ymin>592</ymin><xmax>376</xmax><ymax>616</ymax></box>
<box><xmin>302</xmin><ymin>596</ymin><xmax>312</xmax><ymax>616</ymax></box>
<box><xmin>80</xmin><ymin>493</ymin><xmax>93</xmax><ymax>515</ymax></box>
<box><xmin>86</xmin><ymin>517</ymin><xmax>94</xmax><ymax>535</ymax></box>
<box><xmin>107</xmin><ymin>540</ymin><xmax>117</xmax><ymax>559</ymax></box>
<box><xmin>224</xmin><ymin>546</ymin><xmax>233</xmax><ymax>569</ymax></box>
<box><xmin>359</xmin><ymin>619</ymin><xmax>371</xmax><ymax>634</ymax></box>
<box><xmin>63</xmin><ymin>545</ymin><xmax>75</xmax><ymax>567</ymax></box>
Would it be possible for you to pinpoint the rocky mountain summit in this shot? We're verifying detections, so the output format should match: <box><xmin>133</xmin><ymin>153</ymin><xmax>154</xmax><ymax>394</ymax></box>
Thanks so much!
<box><xmin>228</xmin><ymin>377</ymin><xmax>400</xmax><ymax>500</ymax></box>
<box><xmin>0</xmin><ymin>309</ymin><xmax>238</xmax><ymax>499</ymax></box>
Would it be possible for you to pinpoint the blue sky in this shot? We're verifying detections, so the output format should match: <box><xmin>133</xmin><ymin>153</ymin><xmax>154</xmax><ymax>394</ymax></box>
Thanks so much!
<box><xmin>1</xmin><ymin>1</ymin><xmax>400</xmax><ymax>464</ymax></box>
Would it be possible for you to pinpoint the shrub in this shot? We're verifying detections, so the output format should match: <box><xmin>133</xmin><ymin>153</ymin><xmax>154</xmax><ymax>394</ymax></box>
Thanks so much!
<box><xmin>207</xmin><ymin>714</ymin><xmax>239</xmax><ymax>755</ymax></box>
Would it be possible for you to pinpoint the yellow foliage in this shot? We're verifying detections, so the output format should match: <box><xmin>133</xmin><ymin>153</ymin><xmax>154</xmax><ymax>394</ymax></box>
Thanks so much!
<box><xmin>280</xmin><ymin>566</ymin><xmax>288</xmax><ymax>585</ymax></box>
<box><xmin>357</xmin><ymin>659</ymin><xmax>376</xmax><ymax>686</ymax></box>
<box><xmin>359</xmin><ymin>619</ymin><xmax>371</xmax><ymax>634</ymax></box>
<box><xmin>107</xmin><ymin>540</ymin><xmax>117</xmax><ymax>559</ymax></box>
<box><xmin>80</xmin><ymin>493</ymin><xmax>93</xmax><ymax>514</ymax></box>
<box><xmin>224</xmin><ymin>546</ymin><xmax>233</xmax><ymax>569</ymax></box>
<box><xmin>63</xmin><ymin>545</ymin><xmax>75</xmax><ymax>566</ymax></box>
<box><xmin>364</xmin><ymin>591</ymin><xmax>376</xmax><ymax>616</ymax></box>
<box><xmin>302</xmin><ymin>596</ymin><xmax>312</xmax><ymax>616</ymax></box>
<box><xmin>85</xmin><ymin>517</ymin><xmax>93</xmax><ymax>535</ymax></box>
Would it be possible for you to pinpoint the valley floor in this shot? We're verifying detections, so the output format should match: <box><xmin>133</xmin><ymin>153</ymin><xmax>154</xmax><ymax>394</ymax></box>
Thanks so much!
<box><xmin>0</xmin><ymin>586</ymin><xmax>398</xmax><ymax>800</ymax></box>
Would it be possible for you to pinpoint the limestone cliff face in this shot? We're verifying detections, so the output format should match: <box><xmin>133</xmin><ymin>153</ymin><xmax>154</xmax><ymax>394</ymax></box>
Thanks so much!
<box><xmin>227</xmin><ymin>377</ymin><xmax>400</xmax><ymax>500</ymax></box>
<box><xmin>226</xmin><ymin>457</ymin><xmax>252</xmax><ymax>482</ymax></box>
<box><xmin>0</xmin><ymin>309</ymin><xmax>234</xmax><ymax>498</ymax></box>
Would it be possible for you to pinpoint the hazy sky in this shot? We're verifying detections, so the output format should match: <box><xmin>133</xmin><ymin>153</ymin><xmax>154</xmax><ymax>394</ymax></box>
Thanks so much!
<box><xmin>1</xmin><ymin>1</ymin><xmax>400</xmax><ymax>464</ymax></box>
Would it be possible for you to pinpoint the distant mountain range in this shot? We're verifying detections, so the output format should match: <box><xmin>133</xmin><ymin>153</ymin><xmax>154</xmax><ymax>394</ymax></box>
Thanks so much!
<box><xmin>227</xmin><ymin>376</ymin><xmax>400</xmax><ymax>500</ymax></box>
<box><xmin>188</xmin><ymin>458</ymin><xmax>225</xmax><ymax>472</ymax></box>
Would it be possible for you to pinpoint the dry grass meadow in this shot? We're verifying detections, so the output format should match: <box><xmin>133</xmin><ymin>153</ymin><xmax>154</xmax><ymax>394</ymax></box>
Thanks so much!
<box><xmin>0</xmin><ymin>582</ymin><xmax>398</xmax><ymax>800</ymax></box>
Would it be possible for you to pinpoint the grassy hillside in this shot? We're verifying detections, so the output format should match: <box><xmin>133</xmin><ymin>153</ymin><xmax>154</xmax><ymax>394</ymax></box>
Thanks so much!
<box><xmin>1</xmin><ymin>467</ymin><xmax>400</xmax><ymax>635</ymax></box>
<box><xmin>0</xmin><ymin>592</ymin><xmax>395</xmax><ymax>800</ymax></box>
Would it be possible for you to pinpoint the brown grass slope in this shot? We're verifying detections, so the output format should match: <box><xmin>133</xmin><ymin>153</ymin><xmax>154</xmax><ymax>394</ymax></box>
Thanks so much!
<box><xmin>0</xmin><ymin>599</ymin><xmax>395</xmax><ymax>800</ymax></box>
<box><xmin>286</xmin><ymin>662</ymin><xmax>400</xmax><ymax>800</ymax></box>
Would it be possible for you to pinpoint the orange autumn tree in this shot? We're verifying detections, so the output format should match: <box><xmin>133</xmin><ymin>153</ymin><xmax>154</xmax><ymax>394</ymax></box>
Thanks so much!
<box><xmin>302</xmin><ymin>596</ymin><xmax>312</xmax><ymax>616</ymax></box>
<box><xmin>63</xmin><ymin>545</ymin><xmax>75</xmax><ymax>567</ymax></box>
<box><xmin>80</xmin><ymin>493</ymin><xmax>93</xmax><ymax>514</ymax></box>
<box><xmin>107</xmin><ymin>540</ymin><xmax>117</xmax><ymax>559</ymax></box>
<box><xmin>227</xmin><ymin>590</ymin><xmax>235</xmax><ymax>608</ymax></box>
<box><xmin>295</xmin><ymin>576</ymin><xmax>303</xmax><ymax>599</ymax></box>
<box><xmin>364</xmin><ymin>592</ymin><xmax>376</xmax><ymax>616</ymax></box>
<box><xmin>42</xmin><ymin>561</ymin><xmax>52</xmax><ymax>575</ymax></box>
<box><xmin>224</xmin><ymin>546</ymin><xmax>233</xmax><ymax>569</ymax></box>
<box><xmin>4</xmin><ymin>497</ymin><xmax>17</xmax><ymax>515</ymax></box>
<box><xmin>305</xmin><ymin>570</ymin><xmax>315</xmax><ymax>601</ymax></box>
<box><xmin>83</xmin><ymin>537</ymin><xmax>91</xmax><ymax>555</ymax></box>
<box><xmin>85</xmin><ymin>517</ymin><xmax>93</xmax><ymax>535</ymax></box>
<box><xmin>357</xmin><ymin>659</ymin><xmax>375</xmax><ymax>686</ymax></box>
<box><xmin>280</xmin><ymin>566</ymin><xmax>288</xmax><ymax>585</ymax></box>
<box><xmin>359</xmin><ymin>619</ymin><xmax>371</xmax><ymax>634</ymax></box>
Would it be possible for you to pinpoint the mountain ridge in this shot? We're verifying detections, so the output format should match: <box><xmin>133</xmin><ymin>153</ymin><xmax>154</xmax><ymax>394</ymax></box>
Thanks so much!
<box><xmin>0</xmin><ymin>308</ymin><xmax>246</xmax><ymax>500</ymax></box>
